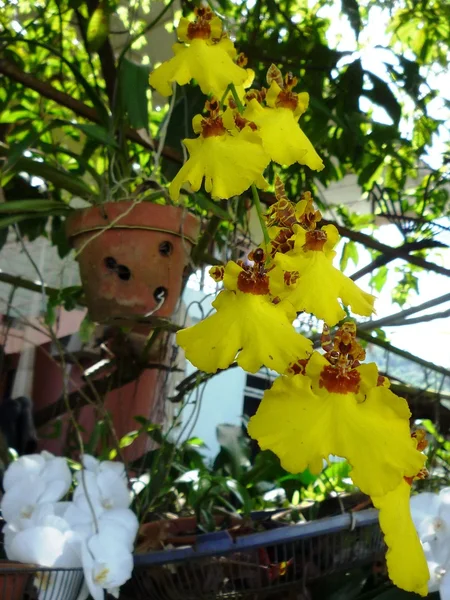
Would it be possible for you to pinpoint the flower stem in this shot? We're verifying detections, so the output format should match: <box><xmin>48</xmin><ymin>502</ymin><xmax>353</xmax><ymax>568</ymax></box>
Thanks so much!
<box><xmin>251</xmin><ymin>184</ymin><xmax>270</xmax><ymax>247</ymax></box>
<box><xmin>229</xmin><ymin>83</ymin><xmax>245</xmax><ymax>114</ymax></box>
<box><xmin>219</xmin><ymin>84</ymin><xmax>231</xmax><ymax>109</ymax></box>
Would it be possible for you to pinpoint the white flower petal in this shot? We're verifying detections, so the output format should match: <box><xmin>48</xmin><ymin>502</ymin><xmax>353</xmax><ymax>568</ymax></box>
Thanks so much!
<box><xmin>81</xmin><ymin>542</ymin><xmax>106</xmax><ymax>600</ymax></box>
<box><xmin>41</xmin><ymin>457</ymin><xmax>72</xmax><ymax>491</ymax></box>
<box><xmin>9</xmin><ymin>526</ymin><xmax>66</xmax><ymax>566</ymax></box>
<box><xmin>98</xmin><ymin>461</ymin><xmax>126</xmax><ymax>480</ymax></box>
<box><xmin>82</xmin><ymin>455</ymin><xmax>100</xmax><ymax>472</ymax></box>
<box><xmin>1</xmin><ymin>479</ymin><xmax>43</xmax><ymax>524</ymax></box>
<box><xmin>98</xmin><ymin>509</ymin><xmax>138</xmax><ymax>551</ymax></box>
<box><xmin>3</xmin><ymin>455</ymin><xmax>45</xmax><ymax>491</ymax></box>
<box><xmin>97</xmin><ymin>471</ymin><xmax>131</xmax><ymax>509</ymax></box>
<box><xmin>440</xmin><ymin>568</ymin><xmax>450</xmax><ymax>600</ymax></box>
<box><xmin>410</xmin><ymin>492</ymin><xmax>441</xmax><ymax>525</ymax></box>
<box><xmin>86</xmin><ymin>532</ymin><xmax>134</xmax><ymax>589</ymax></box>
<box><xmin>39</xmin><ymin>479</ymin><xmax>71</xmax><ymax>504</ymax></box>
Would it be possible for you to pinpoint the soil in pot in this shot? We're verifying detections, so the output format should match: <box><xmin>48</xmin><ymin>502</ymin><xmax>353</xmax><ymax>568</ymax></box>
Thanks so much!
<box><xmin>66</xmin><ymin>202</ymin><xmax>201</xmax><ymax>321</ymax></box>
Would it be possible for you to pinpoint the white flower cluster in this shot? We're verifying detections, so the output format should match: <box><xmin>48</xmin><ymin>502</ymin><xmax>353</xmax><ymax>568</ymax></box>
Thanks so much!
<box><xmin>411</xmin><ymin>488</ymin><xmax>450</xmax><ymax>599</ymax></box>
<box><xmin>1</xmin><ymin>451</ymin><xmax>138</xmax><ymax>600</ymax></box>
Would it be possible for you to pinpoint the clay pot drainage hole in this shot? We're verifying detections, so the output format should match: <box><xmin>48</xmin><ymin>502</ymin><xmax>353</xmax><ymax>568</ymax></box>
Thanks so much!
<box><xmin>104</xmin><ymin>257</ymin><xmax>131</xmax><ymax>281</ymax></box>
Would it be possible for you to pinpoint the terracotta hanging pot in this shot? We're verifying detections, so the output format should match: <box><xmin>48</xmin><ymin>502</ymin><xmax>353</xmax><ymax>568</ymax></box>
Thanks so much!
<box><xmin>66</xmin><ymin>202</ymin><xmax>201</xmax><ymax>321</ymax></box>
<box><xmin>0</xmin><ymin>561</ymin><xmax>34</xmax><ymax>600</ymax></box>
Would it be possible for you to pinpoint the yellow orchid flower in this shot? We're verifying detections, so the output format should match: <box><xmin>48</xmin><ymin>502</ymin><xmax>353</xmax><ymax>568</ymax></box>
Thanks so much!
<box><xmin>247</xmin><ymin>323</ymin><xmax>425</xmax><ymax>497</ymax></box>
<box><xmin>169</xmin><ymin>100</ymin><xmax>270</xmax><ymax>201</ymax></box>
<box><xmin>372</xmin><ymin>431</ymin><xmax>430</xmax><ymax>597</ymax></box>
<box><xmin>176</xmin><ymin>258</ymin><xmax>312</xmax><ymax>374</ymax></box>
<box><xmin>243</xmin><ymin>67</ymin><xmax>324</xmax><ymax>170</ymax></box>
<box><xmin>274</xmin><ymin>224</ymin><xmax>375</xmax><ymax>326</ymax></box>
<box><xmin>149</xmin><ymin>7</ymin><xmax>248</xmax><ymax>98</ymax></box>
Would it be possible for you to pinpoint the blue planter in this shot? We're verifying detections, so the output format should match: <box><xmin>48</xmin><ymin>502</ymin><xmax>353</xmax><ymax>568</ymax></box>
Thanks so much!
<box><xmin>126</xmin><ymin>508</ymin><xmax>384</xmax><ymax>600</ymax></box>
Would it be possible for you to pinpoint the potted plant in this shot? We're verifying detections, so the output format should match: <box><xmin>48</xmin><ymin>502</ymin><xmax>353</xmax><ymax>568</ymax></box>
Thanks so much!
<box><xmin>0</xmin><ymin>451</ymin><xmax>136</xmax><ymax>600</ymax></box>
<box><xmin>65</xmin><ymin>200</ymin><xmax>201</xmax><ymax>321</ymax></box>
<box><xmin>0</xmin><ymin>560</ymin><xmax>34</xmax><ymax>600</ymax></box>
<box><xmin>0</xmin><ymin>3</ymin><xmax>209</xmax><ymax>324</ymax></box>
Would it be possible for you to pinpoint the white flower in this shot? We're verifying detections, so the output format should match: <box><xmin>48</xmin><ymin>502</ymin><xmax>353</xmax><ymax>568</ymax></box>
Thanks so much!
<box><xmin>81</xmin><ymin>528</ymin><xmax>134</xmax><ymax>600</ymax></box>
<box><xmin>1</xmin><ymin>452</ymin><xmax>72</xmax><ymax>527</ymax></box>
<box><xmin>3</xmin><ymin>452</ymin><xmax>71</xmax><ymax>493</ymax></box>
<box><xmin>74</xmin><ymin>469</ymin><xmax>131</xmax><ymax>514</ymax></box>
<box><xmin>5</xmin><ymin>504</ymin><xmax>82</xmax><ymax>567</ymax></box>
<box><xmin>6</xmin><ymin>508</ymin><xmax>84</xmax><ymax>600</ymax></box>
<box><xmin>2</xmin><ymin>453</ymin><xmax>135</xmax><ymax>600</ymax></box>
<box><xmin>82</xmin><ymin>455</ymin><xmax>126</xmax><ymax>480</ymax></box>
<box><xmin>411</xmin><ymin>488</ymin><xmax>450</xmax><ymax>598</ymax></box>
<box><xmin>97</xmin><ymin>509</ymin><xmax>139</xmax><ymax>552</ymax></box>
<box><xmin>64</xmin><ymin>503</ymin><xmax>138</xmax><ymax>552</ymax></box>
<box><xmin>1</xmin><ymin>480</ymin><xmax>72</xmax><ymax>527</ymax></box>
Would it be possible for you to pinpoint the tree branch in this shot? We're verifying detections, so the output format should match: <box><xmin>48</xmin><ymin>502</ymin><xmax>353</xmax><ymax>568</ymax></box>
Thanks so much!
<box><xmin>356</xmin><ymin>329</ymin><xmax>450</xmax><ymax>380</ymax></box>
<box><xmin>321</xmin><ymin>219</ymin><xmax>450</xmax><ymax>279</ymax></box>
<box><xmin>359</xmin><ymin>292</ymin><xmax>450</xmax><ymax>331</ymax></box>
<box><xmin>0</xmin><ymin>59</ymin><xmax>182</xmax><ymax>163</ymax></box>
<box><xmin>0</xmin><ymin>271</ymin><xmax>60</xmax><ymax>296</ymax></box>
<box><xmin>349</xmin><ymin>239</ymin><xmax>447</xmax><ymax>281</ymax></box>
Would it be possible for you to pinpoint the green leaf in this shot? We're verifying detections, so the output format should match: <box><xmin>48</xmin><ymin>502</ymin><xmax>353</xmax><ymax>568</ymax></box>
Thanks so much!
<box><xmin>214</xmin><ymin>424</ymin><xmax>249</xmax><ymax>480</ymax></box>
<box><xmin>119</xmin><ymin>430</ymin><xmax>140</xmax><ymax>448</ymax></box>
<box><xmin>357</xmin><ymin>156</ymin><xmax>384</xmax><ymax>188</ymax></box>
<box><xmin>51</xmin><ymin>216</ymin><xmax>72</xmax><ymax>258</ymax></box>
<box><xmin>0</xmin><ymin>199</ymin><xmax>71</xmax><ymax>213</ymax></box>
<box><xmin>370</xmin><ymin>265</ymin><xmax>388</xmax><ymax>293</ymax></box>
<box><xmin>340</xmin><ymin>240</ymin><xmax>359</xmax><ymax>271</ymax></box>
<box><xmin>363</xmin><ymin>72</ymin><xmax>402</xmax><ymax>125</ymax></box>
<box><xmin>2</xmin><ymin>38</ymin><xmax>109</xmax><ymax>125</ymax></box>
<box><xmin>79</xmin><ymin>314</ymin><xmax>96</xmax><ymax>342</ymax></box>
<box><xmin>192</xmin><ymin>193</ymin><xmax>231</xmax><ymax>220</ymax></box>
<box><xmin>87</xmin><ymin>2</ymin><xmax>110</xmax><ymax>52</ymax></box>
<box><xmin>185</xmin><ymin>437</ymin><xmax>207</xmax><ymax>448</ymax></box>
<box><xmin>119</xmin><ymin>58</ymin><xmax>150</xmax><ymax>130</ymax></box>
<box><xmin>1</xmin><ymin>156</ymin><xmax>98</xmax><ymax>201</ymax></box>
<box><xmin>75</xmin><ymin>123</ymin><xmax>118</xmax><ymax>148</ymax></box>
<box><xmin>0</xmin><ymin>213</ymin><xmax>58</xmax><ymax>230</ymax></box>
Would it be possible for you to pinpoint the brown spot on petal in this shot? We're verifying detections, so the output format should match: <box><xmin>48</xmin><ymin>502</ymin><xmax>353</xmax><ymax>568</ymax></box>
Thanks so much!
<box><xmin>236</xmin><ymin>52</ymin><xmax>248</xmax><ymax>67</ymax></box>
<box><xmin>284</xmin><ymin>270</ymin><xmax>299</xmax><ymax>286</ymax></box>
<box><xmin>234</xmin><ymin>113</ymin><xmax>257</xmax><ymax>131</ymax></box>
<box><xmin>206</xmin><ymin>98</ymin><xmax>220</xmax><ymax>115</ymax></box>
<box><xmin>249</xmin><ymin>247</ymin><xmax>266</xmax><ymax>263</ymax></box>
<box><xmin>288</xmin><ymin>358</ymin><xmax>309</xmax><ymax>375</ymax></box>
<box><xmin>187</xmin><ymin>21</ymin><xmax>211</xmax><ymax>39</ymax></box>
<box><xmin>201</xmin><ymin>116</ymin><xmax>226</xmax><ymax>137</ymax></box>
<box><xmin>269</xmin><ymin>228</ymin><xmax>295</xmax><ymax>257</ymax></box>
<box><xmin>237</xmin><ymin>269</ymin><xmax>270</xmax><ymax>295</ymax></box>
<box><xmin>412</xmin><ymin>429</ymin><xmax>428</xmax><ymax>452</ymax></box>
<box><xmin>267</xmin><ymin>64</ymin><xmax>284</xmax><ymax>87</ymax></box>
<box><xmin>319</xmin><ymin>365</ymin><xmax>361</xmax><ymax>394</ymax></box>
<box><xmin>284</xmin><ymin>72</ymin><xmax>298</xmax><ymax>90</ymax></box>
<box><xmin>303</xmin><ymin>230</ymin><xmax>327</xmax><ymax>251</ymax></box>
<box><xmin>276</xmin><ymin>89</ymin><xmax>299</xmax><ymax>111</ymax></box>
<box><xmin>210</xmin><ymin>266</ymin><xmax>224</xmax><ymax>282</ymax></box>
